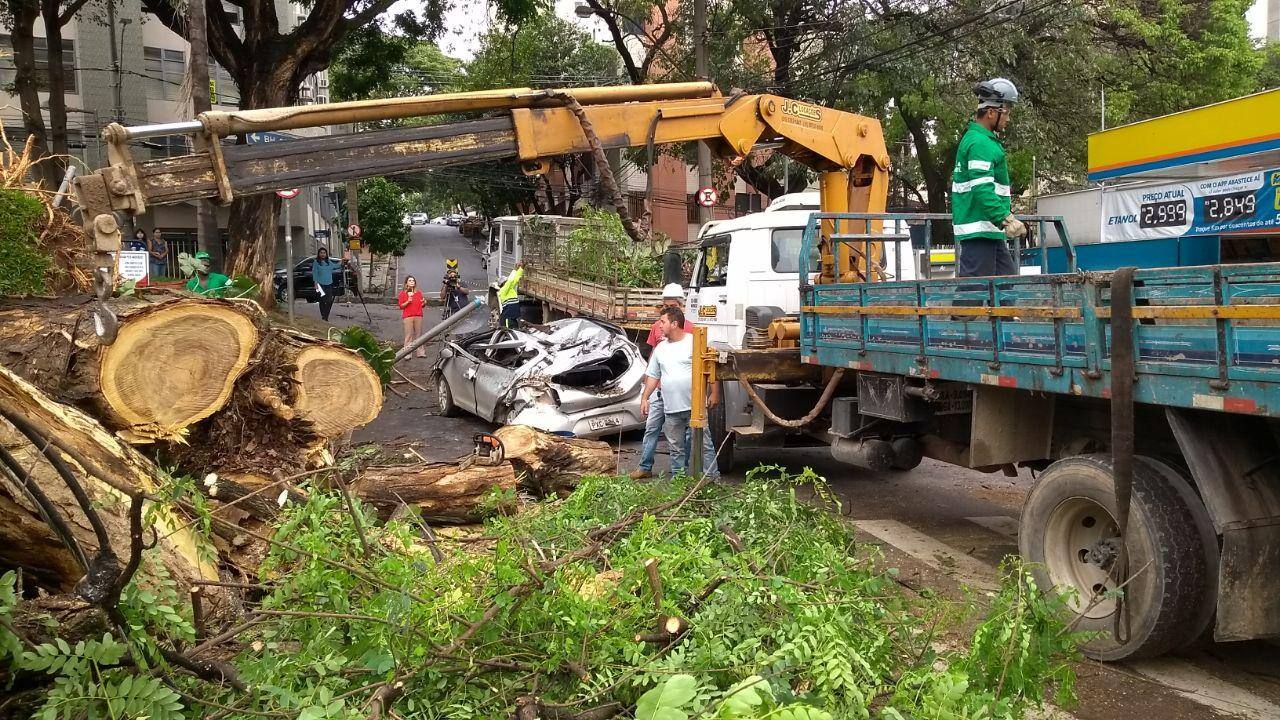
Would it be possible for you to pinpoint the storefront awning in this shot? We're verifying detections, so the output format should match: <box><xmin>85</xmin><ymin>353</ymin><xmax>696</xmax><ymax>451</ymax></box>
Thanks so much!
<box><xmin>1088</xmin><ymin>88</ymin><xmax>1280</xmax><ymax>182</ymax></box>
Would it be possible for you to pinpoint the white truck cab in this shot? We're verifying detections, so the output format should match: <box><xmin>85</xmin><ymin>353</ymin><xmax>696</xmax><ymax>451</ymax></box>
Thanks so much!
<box><xmin>688</xmin><ymin>205</ymin><xmax>918</xmax><ymax>353</ymax></box>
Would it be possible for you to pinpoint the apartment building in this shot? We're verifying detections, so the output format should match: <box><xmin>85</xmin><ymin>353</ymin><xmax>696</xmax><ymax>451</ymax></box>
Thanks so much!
<box><xmin>0</xmin><ymin>0</ymin><xmax>337</xmax><ymax>273</ymax></box>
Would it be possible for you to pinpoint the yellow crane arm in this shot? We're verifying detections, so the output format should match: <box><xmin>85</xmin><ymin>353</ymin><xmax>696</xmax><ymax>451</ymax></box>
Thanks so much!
<box><xmin>73</xmin><ymin>82</ymin><xmax>889</xmax><ymax>282</ymax></box>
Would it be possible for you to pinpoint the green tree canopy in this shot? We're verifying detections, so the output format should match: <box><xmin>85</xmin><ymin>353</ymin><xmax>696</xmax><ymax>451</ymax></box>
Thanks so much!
<box><xmin>358</xmin><ymin>178</ymin><xmax>412</xmax><ymax>256</ymax></box>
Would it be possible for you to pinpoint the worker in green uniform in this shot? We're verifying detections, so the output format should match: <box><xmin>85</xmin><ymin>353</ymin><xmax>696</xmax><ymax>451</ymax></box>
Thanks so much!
<box><xmin>497</xmin><ymin>260</ymin><xmax>524</xmax><ymax>328</ymax></box>
<box><xmin>186</xmin><ymin>251</ymin><xmax>231</xmax><ymax>297</ymax></box>
<box><xmin>951</xmin><ymin>77</ymin><xmax>1027</xmax><ymax>277</ymax></box>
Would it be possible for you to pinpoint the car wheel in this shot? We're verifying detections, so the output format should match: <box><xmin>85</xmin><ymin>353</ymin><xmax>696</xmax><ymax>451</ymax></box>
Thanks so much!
<box><xmin>1019</xmin><ymin>454</ymin><xmax>1213</xmax><ymax>660</ymax></box>
<box><xmin>436</xmin><ymin>374</ymin><xmax>459</xmax><ymax>417</ymax></box>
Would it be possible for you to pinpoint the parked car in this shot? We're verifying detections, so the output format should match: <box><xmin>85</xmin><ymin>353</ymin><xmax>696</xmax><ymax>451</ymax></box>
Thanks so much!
<box><xmin>432</xmin><ymin>317</ymin><xmax>646</xmax><ymax>438</ymax></box>
<box><xmin>431</xmin><ymin>216</ymin><xmax>447</xmax><ymax>225</ymax></box>
<box><xmin>445</xmin><ymin>213</ymin><xmax>465</xmax><ymax>226</ymax></box>
<box><xmin>273</xmin><ymin>256</ymin><xmax>361</xmax><ymax>303</ymax></box>
<box><xmin>409</xmin><ymin>212</ymin><xmax>429</xmax><ymax>225</ymax></box>
<box><xmin>402</xmin><ymin>214</ymin><xmax>412</xmax><ymax>226</ymax></box>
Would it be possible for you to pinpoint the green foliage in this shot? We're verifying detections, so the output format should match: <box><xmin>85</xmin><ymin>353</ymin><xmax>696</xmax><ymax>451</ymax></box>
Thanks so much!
<box><xmin>526</xmin><ymin>209</ymin><xmax>667</xmax><ymax>288</ymax></box>
<box><xmin>0</xmin><ymin>568</ymin><xmax>190</xmax><ymax>720</ymax></box>
<box><xmin>462</xmin><ymin>13</ymin><xmax>619</xmax><ymax>91</ymax></box>
<box><xmin>169</xmin><ymin>466</ymin><xmax>1080</xmax><ymax>719</ymax></box>
<box><xmin>358</xmin><ymin>177</ymin><xmax>412</xmax><ymax>256</ymax></box>
<box><xmin>0</xmin><ymin>187</ymin><xmax>51</xmax><ymax>295</ymax></box>
<box><xmin>330</xmin><ymin>27</ymin><xmax>461</xmax><ymax>102</ymax></box>
<box><xmin>334</xmin><ymin>325</ymin><xmax>395</xmax><ymax>385</ymax></box>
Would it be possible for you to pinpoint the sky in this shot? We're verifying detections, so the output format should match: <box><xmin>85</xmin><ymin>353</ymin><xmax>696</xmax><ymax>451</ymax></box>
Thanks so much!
<box><xmin>391</xmin><ymin>0</ymin><xmax>1272</xmax><ymax>64</ymax></box>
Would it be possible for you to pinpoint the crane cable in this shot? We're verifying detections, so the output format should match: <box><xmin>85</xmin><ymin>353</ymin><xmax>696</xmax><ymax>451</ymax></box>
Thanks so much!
<box><xmin>545</xmin><ymin>90</ymin><xmax>648</xmax><ymax>243</ymax></box>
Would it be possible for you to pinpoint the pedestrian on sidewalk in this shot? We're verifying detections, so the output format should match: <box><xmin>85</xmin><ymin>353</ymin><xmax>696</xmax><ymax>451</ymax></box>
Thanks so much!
<box><xmin>631</xmin><ymin>283</ymin><xmax>694</xmax><ymax>479</ymax></box>
<box><xmin>398</xmin><ymin>275</ymin><xmax>427</xmax><ymax>358</ymax></box>
<box><xmin>146</xmin><ymin>229</ymin><xmax>168</xmax><ymax>280</ymax></box>
<box><xmin>312</xmin><ymin>246</ymin><xmax>339</xmax><ymax>322</ymax></box>
<box><xmin>640</xmin><ymin>306</ymin><xmax>719</xmax><ymax>477</ymax></box>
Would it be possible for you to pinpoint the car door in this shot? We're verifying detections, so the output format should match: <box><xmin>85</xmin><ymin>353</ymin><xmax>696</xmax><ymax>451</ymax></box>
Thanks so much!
<box><xmin>444</xmin><ymin>342</ymin><xmax>481</xmax><ymax>413</ymax></box>
<box><xmin>472</xmin><ymin>330</ymin><xmax>521</xmax><ymax>421</ymax></box>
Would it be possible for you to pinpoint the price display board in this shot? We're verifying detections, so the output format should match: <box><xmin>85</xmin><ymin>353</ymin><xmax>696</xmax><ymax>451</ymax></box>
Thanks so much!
<box><xmin>1102</xmin><ymin>169</ymin><xmax>1280</xmax><ymax>242</ymax></box>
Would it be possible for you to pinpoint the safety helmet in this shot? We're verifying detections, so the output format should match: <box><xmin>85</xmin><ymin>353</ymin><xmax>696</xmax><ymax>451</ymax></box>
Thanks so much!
<box><xmin>445</xmin><ymin>258</ymin><xmax>459</xmax><ymax>270</ymax></box>
<box><xmin>194</xmin><ymin>251</ymin><xmax>211</xmax><ymax>260</ymax></box>
<box><xmin>662</xmin><ymin>282</ymin><xmax>684</xmax><ymax>299</ymax></box>
<box><xmin>973</xmin><ymin>78</ymin><xmax>1019</xmax><ymax>110</ymax></box>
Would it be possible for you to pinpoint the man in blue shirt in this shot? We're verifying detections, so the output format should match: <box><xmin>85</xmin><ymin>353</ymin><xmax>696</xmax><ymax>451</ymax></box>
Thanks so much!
<box><xmin>311</xmin><ymin>246</ymin><xmax>340</xmax><ymax>321</ymax></box>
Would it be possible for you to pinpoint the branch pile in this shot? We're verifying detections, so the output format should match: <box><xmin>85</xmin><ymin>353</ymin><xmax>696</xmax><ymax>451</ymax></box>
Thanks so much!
<box><xmin>1</xmin><ymin>465</ymin><xmax>1086</xmax><ymax>720</ymax></box>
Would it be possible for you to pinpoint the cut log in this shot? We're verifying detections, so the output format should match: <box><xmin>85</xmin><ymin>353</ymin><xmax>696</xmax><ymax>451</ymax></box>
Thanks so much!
<box><xmin>280</xmin><ymin>330</ymin><xmax>384</xmax><ymax>439</ymax></box>
<box><xmin>165</xmin><ymin>329</ymin><xmax>383</xmax><ymax>475</ymax></box>
<box><xmin>0</xmin><ymin>296</ymin><xmax>259</xmax><ymax>442</ymax></box>
<box><xmin>355</xmin><ymin>462</ymin><xmax>518</xmax><ymax>523</ymax></box>
<box><xmin>0</xmin><ymin>364</ymin><xmax>221</xmax><ymax>596</ymax></box>
<box><xmin>495</xmin><ymin>425</ymin><xmax>617</xmax><ymax>495</ymax></box>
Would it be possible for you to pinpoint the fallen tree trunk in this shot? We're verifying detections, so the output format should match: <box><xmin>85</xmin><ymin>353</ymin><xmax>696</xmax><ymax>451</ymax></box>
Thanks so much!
<box><xmin>0</xmin><ymin>364</ymin><xmax>222</xmax><ymax>596</ymax></box>
<box><xmin>0</xmin><ymin>295</ymin><xmax>259</xmax><ymax>443</ymax></box>
<box><xmin>495</xmin><ymin>425</ymin><xmax>617</xmax><ymax>495</ymax></box>
<box><xmin>355</xmin><ymin>462</ymin><xmax>518</xmax><ymax>523</ymax></box>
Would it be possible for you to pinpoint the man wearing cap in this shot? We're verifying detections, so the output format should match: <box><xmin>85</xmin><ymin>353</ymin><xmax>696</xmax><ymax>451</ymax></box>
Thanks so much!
<box><xmin>186</xmin><ymin>251</ymin><xmax>230</xmax><ymax>298</ymax></box>
<box><xmin>630</xmin><ymin>283</ymin><xmax>695</xmax><ymax>479</ymax></box>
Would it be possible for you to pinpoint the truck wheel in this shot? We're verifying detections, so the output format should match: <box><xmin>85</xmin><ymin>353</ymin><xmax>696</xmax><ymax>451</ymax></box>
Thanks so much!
<box><xmin>1019</xmin><ymin>454</ymin><xmax>1212</xmax><ymax>660</ymax></box>
<box><xmin>436</xmin><ymin>374</ymin><xmax>459</xmax><ymax>417</ymax></box>
<box><xmin>709</xmin><ymin>389</ymin><xmax>735</xmax><ymax>474</ymax></box>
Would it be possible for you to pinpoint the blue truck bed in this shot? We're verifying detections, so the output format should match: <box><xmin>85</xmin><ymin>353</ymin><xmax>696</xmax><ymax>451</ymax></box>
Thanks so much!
<box><xmin>798</xmin><ymin>214</ymin><xmax>1280</xmax><ymax>418</ymax></box>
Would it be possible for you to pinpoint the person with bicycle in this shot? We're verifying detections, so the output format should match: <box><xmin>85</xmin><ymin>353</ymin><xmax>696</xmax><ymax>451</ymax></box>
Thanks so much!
<box><xmin>440</xmin><ymin>258</ymin><xmax>470</xmax><ymax>317</ymax></box>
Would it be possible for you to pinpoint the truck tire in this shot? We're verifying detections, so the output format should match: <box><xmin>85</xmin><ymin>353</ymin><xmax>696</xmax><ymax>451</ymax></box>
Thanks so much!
<box><xmin>436</xmin><ymin>374</ymin><xmax>459</xmax><ymax>417</ymax></box>
<box><xmin>709</xmin><ymin>387</ymin><xmax>735</xmax><ymax>474</ymax></box>
<box><xmin>1018</xmin><ymin>454</ymin><xmax>1212</xmax><ymax>661</ymax></box>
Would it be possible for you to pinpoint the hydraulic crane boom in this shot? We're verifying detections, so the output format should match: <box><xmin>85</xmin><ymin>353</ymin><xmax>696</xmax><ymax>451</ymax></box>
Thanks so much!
<box><xmin>73</xmin><ymin>82</ymin><xmax>890</xmax><ymax>284</ymax></box>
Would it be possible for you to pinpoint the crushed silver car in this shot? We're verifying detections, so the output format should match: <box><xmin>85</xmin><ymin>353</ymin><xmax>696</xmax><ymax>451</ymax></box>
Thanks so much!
<box><xmin>431</xmin><ymin>317</ymin><xmax>647</xmax><ymax>437</ymax></box>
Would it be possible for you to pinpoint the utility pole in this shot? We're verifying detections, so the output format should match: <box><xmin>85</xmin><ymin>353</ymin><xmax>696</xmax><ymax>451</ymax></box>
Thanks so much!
<box><xmin>188</xmin><ymin>0</ymin><xmax>223</xmax><ymax>267</ymax></box>
<box><xmin>694</xmin><ymin>0</ymin><xmax>713</xmax><ymax>225</ymax></box>
<box><xmin>105</xmin><ymin>0</ymin><xmax>124</xmax><ymax>123</ymax></box>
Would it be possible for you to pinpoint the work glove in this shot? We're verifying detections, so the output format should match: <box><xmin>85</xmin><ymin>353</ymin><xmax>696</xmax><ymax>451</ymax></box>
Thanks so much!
<box><xmin>1003</xmin><ymin>214</ymin><xmax>1027</xmax><ymax>239</ymax></box>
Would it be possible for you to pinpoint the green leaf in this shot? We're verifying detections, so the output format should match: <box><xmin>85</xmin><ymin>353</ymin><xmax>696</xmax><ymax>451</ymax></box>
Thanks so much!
<box><xmin>635</xmin><ymin>674</ymin><xmax>698</xmax><ymax>720</ymax></box>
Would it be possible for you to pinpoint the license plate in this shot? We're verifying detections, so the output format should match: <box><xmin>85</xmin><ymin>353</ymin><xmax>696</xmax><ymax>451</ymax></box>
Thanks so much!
<box><xmin>699</xmin><ymin>305</ymin><xmax>717</xmax><ymax>318</ymax></box>
<box><xmin>588</xmin><ymin>415</ymin><xmax>624</xmax><ymax>431</ymax></box>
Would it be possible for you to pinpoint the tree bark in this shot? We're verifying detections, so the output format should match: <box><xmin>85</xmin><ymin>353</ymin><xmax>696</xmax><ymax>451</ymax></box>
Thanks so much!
<box><xmin>0</xmin><ymin>296</ymin><xmax>261</xmax><ymax>443</ymax></box>
<box><xmin>0</xmin><ymin>365</ymin><xmax>222</xmax><ymax>596</ymax></box>
<box><xmin>355</xmin><ymin>462</ymin><xmax>518</xmax><ymax>523</ymax></box>
<box><xmin>8</xmin><ymin>0</ymin><xmax>55</xmax><ymax>187</ymax></box>
<box><xmin>40</xmin><ymin>0</ymin><xmax>69</xmax><ymax>176</ymax></box>
<box><xmin>494</xmin><ymin>425</ymin><xmax>615</xmax><ymax>496</ymax></box>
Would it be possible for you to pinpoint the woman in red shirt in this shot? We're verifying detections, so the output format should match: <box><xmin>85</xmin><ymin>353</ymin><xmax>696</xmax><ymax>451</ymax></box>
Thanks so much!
<box><xmin>398</xmin><ymin>276</ymin><xmax>426</xmax><ymax>358</ymax></box>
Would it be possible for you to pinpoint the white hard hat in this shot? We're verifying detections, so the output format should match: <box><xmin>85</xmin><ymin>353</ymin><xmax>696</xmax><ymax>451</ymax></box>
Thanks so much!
<box><xmin>974</xmin><ymin>77</ymin><xmax>1019</xmax><ymax>110</ymax></box>
<box><xmin>662</xmin><ymin>283</ymin><xmax>685</xmax><ymax>299</ymax></box>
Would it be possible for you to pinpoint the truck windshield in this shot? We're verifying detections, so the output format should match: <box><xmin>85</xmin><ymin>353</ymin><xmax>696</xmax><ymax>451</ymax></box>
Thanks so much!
<box><xmin>698</xmin><ymin>235</ymin><xmax>730</xmax><ymax>287</ymax></box>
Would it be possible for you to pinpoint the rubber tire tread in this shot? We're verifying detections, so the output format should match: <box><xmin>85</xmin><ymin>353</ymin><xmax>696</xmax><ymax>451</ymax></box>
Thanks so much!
<box><xmin>436</xmin><ymin>373</ymin><xmax>459</xmax><ymax>417</ymax></box>
<box><xmin>1019</xmin><ymin>453</ymin><xmax>1210</xmax><ymax>661</ymax></box>
<box><xmin>709</xmin><ymin>382</ymin><xmax>735</xmax><ymax>473</ymax></box>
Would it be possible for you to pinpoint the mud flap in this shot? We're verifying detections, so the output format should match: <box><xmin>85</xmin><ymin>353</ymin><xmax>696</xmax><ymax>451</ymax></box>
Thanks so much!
<box><xmin>1167</xmin><ymin>407</ymin><xmax>1280</xmax><ymax>641</ymax></box>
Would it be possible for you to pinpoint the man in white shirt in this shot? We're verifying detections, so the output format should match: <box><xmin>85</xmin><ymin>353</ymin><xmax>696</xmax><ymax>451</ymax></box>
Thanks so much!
<box><xmin>640</xmin><ymin>306</ymin><xmax>719</xmax><ymax>477</ymax></box>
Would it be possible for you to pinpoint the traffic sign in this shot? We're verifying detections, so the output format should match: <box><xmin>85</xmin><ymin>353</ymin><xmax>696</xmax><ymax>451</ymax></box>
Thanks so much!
<box><xmin>276</xmin><ymin>188</ymin><xmax>300</xmax><ymax>199</ymax></box>
<box><xmin>347</xmin><ymin>224</ymin><xmax>362</xmax><ymax>238</ymax></box>
<box><xmin>696</xmin><ymin>186</ymin><xmax>718</xmax><ymax>207</ymax></box>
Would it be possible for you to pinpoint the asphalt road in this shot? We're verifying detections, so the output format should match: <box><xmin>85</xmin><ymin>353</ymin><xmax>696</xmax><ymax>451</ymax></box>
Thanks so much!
<box><xmin>350</xmin><ymin>222</ymin><xmax>1280</xmax><ymax>720</ymax></box>
<box><xmin>397</xmin><ymin>222</ymin><xmax>490</xmax><ymax>305</ymax></box>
